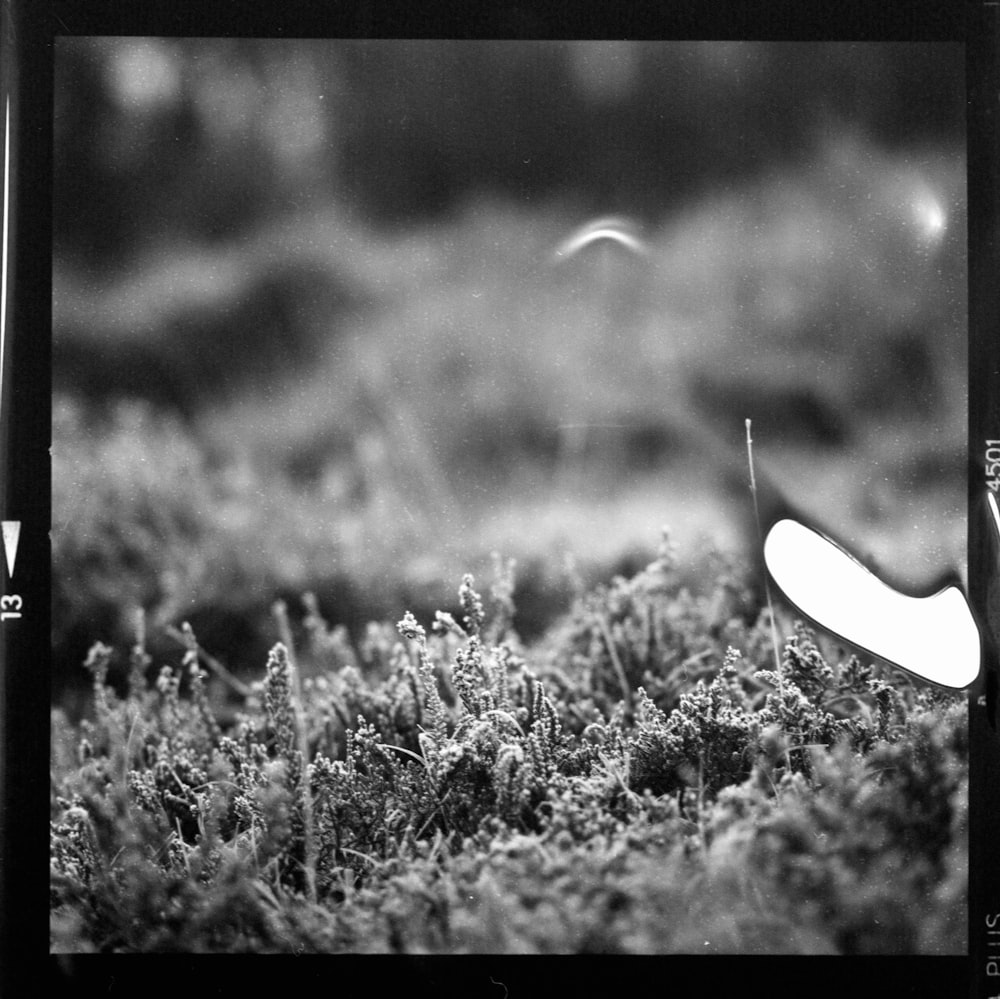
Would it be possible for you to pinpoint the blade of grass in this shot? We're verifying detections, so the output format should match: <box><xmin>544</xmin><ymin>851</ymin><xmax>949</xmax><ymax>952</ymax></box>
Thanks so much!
<box><xmin>273</xmin><ymin>600</ymin><xmax>318</xmax><ymax>905</ymax></box>
<box><xmin>164</xmin><ymin>624</ymin><xmax>253</xmax><ymax>698</ymax></box>
<box><xmin>745</xmin><ymin>418</ymin><xmax>783</xmax><ymax>682</ymax></box>
<box><xmin>595</xmin><ymin>611</ymin><xmax>633</xmax><ymax>720</ymax></box>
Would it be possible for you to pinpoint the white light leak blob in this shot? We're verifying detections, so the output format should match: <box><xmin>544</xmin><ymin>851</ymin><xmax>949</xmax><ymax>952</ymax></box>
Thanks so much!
<box><xmin>108</xmin><ymin>39</ymin><xmax>181</xmax><ymax>110</ymax></box>
<box><xmin>764</xmin><ymin>519</ymin><xmax>981</xmax><ymax>690</ymax></box>
<box><xmin>552</xmin><ymin>216</ymin><xmax>647</xmax><ymax>262</ymax></box>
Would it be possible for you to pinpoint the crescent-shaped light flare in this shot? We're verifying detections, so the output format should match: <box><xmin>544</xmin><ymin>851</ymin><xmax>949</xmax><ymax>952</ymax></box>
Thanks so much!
<box><xmin>552</xmin><ymin>216</ymin><xmax>647</xmax><ymax>262</ymax></box>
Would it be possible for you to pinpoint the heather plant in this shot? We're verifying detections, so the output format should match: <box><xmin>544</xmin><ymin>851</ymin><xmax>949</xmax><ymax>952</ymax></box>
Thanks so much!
<box><xmin>51</xmin><ymin>548</ymin><xmax>967</xmax><ymax>954</ymax></box>
<box><xmin>537</xmin><ymin>528</ymin><xmax>773</xmax><ymax>732</ymax></box>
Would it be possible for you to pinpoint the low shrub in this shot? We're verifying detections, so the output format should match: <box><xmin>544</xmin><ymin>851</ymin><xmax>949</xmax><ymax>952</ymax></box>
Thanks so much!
<box><xmin>50</xmin><ymin>547</ymin><xmax>967</xmax><ymax>954</ymax></box>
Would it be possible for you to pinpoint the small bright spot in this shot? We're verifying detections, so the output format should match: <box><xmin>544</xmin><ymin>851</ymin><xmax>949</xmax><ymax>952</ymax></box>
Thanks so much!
<box><xmin>912</xmin><ymin>194</ymin><xmax>946</xmax><ymax>241</ymax></box>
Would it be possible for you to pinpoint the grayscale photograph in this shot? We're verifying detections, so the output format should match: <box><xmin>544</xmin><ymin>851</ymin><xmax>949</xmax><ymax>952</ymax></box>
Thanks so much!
<box><xmin>50</xmin><ymin>39</ymin><xmax>969</xmax><ymax>955</ymax></box>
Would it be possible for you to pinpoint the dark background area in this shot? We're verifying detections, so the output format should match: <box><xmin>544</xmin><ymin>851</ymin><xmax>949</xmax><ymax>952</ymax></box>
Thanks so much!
<box><xmin>51</xmin><ymin>40</ymin><xmax>968</xmax><ymax>710</ymax></box>
<box><xmin>54</xmin><ymin>41</ymin><xmax>963</xmax><ymax>269</ymax></box>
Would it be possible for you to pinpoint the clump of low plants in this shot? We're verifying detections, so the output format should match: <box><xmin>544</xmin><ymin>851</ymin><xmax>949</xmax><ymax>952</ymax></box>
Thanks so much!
<box><xmin>51</xmin><ymin>547</ymin><xmax>967</xmax><ymax>954</ymax></box>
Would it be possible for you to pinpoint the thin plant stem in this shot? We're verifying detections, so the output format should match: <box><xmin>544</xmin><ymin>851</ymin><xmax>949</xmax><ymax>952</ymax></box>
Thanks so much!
<box><xmin>164</xmin><ymin>624</ymin><xmax>253</xmax><ymax>698</ymax></box>
<box><xmin>745</xmin><ymin>419</ymin><xmax>784</xmax><ymax>683</ymax></box>
<box><xmin>595</xmin><ymin>611</ymin><xmax>633</xmax><ymax>720</ymax></box>
<box><xmin>273</xmin><ymin>601</ymin><xmax>318</xmax><ymax>905</ymax></box>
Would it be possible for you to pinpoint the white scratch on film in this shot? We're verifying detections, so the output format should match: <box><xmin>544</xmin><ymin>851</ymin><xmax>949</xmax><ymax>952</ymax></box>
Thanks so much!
<box><xmin>988</xmin><ymin>490</ymin><xmax>1000</xmax><ymax>543</ymax></box>
<box><xmin>0</xmin><ymin>100</ymin><xmax>9</xmax><ymax>424</ymax></box>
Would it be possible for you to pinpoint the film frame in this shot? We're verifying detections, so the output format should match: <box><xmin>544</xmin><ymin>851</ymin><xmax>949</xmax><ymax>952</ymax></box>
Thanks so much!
<box><xmin>1</xmin><ymin>3</ymin><xmax>997</xmax><ymax>996</ymax></box>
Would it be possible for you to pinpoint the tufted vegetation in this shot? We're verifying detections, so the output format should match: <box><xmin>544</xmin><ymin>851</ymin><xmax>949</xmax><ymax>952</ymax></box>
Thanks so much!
<box><xmin>50</xmin><ymin>538</ymin><xmax>967</xmax><ymax>954</ymax></box>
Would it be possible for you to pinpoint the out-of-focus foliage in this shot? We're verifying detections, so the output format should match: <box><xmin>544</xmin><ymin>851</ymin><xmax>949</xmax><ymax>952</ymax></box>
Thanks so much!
<box><xmin>54</xmin><ymin>40</ymin><xmax>966</xmax><ymax>434</ymax></box>
<box><xmin>51</xmin><ymin>564</ymin><xmax>966</xmax><ymax>954</ymax></box>
<box><xmin>51</xmin><ymin>144</ymin><xmax>968</xmax><ymax>689</ymax></box>
<box><xmin>54</xmin><ymin>40</ymin><xmax>964</xmax><ymax>264</ymax></box>
<box><xmin>52</xmin><ymin>41</ymin><xmax>968</xmax><ymax>743</ymax></box>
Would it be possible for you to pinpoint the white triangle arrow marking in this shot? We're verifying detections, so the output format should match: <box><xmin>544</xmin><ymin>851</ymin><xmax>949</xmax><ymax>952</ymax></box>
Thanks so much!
<box><xmin>2</xmin><ymin>521</ymin><xmax>20</xmax><ymax>577</ymax></box>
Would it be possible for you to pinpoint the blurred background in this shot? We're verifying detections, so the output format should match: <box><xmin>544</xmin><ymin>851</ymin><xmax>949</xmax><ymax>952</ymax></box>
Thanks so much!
<box><xmin>52</xmin><ymin>39</ymin><xmax>968</xmax><ymax>705</ymax></box>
